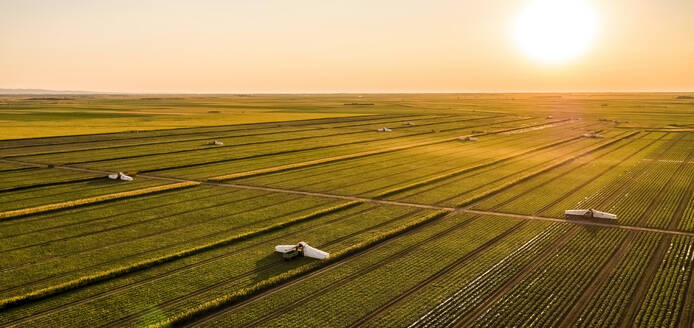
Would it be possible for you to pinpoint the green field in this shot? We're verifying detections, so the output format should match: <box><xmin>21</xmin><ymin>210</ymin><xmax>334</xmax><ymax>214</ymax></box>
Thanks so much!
<box><xmin>1</xmin><ymin>93</ymin><xmax>693</xmax><ymax>327</ymax></box>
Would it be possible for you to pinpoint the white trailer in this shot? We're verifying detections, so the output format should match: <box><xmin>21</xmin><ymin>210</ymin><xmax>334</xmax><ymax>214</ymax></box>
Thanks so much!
<box><xmin>108</xmin><ymin>172</ymin><xmax>133</xmax><ymax>181</ymax></box>
<box><xmin>565</xmin><ymin>209</ymin><xmax>617</xmax><ymax>221</ymax></box>
<box><xmin>275</xmin><ymin>242</ymin><xmax>329</xmax><ymax>260</ymax></box>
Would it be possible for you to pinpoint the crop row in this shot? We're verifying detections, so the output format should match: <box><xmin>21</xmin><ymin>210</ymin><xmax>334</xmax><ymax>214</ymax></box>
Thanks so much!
<box><xmin>0</xmin><ymin>181</ymin><xmax>200</xmax><ymax>221</ymax></box>
<box><xmin>606</xmin><ymin>134</ymin><xmax>694</xmax><ymax>226</ymax></box>
<box><xmin>0</xmin><ymin>189</ymin><xmax>334</xmax><ymax>294</ymax></box>
<box><xmin>539</xmin><ymin>132</ymin><xmax>671</xmax><ymax>218</ymax></box>
<box><xmin>643</xmin><ymin>153</ymin><xmax>694</xmax><ymax>229</ymax></box>
<box><xmin>12</xmin><ymin>114</ymin><xmax>474</xmax><ymax>166</ymax></box>
<box><xmin>455</xmin><ymin>131</ymin><xmax>638</xmax><ymax>209</ymax></box>
<box><xmin>469</xmin><ymin>227</ymin><xmax>628</xmax><ymax>327</ymax></box>
<box><xmin>0</xmin><ymin>205</ymin><xmax>441</xmax><ymax>327</ymax></box>
<box><xmin>634</xmin><ymin>235</ymin><xmax>694</xmax><ymax>328</ymax></box>
<box><xmin>98</xmin><ymin>206</ymin><xmax>428</xmax><ymax>328</ymax></box>
<box><xmin>231</xmin><ymin>122</ymin><xmax>583</xmax><ymax>192</ymax></box>
<box><xmin>544</xmin><ymin>132</ymin><xmax>681</xmax><ymax>217</ymax></box>
<box><xmin>233</xmin><ymin>121</ymin><xmax>601</xmax><ymax>197</ymax></box>
<box><xmin>477</xmin><ymin>131</ymin><xmax>652</xmax><ymax>215</ymax></box>
<box><xmin>574</xmin><ymin>231</ymin><xmax>662</xmax><ymax>327</ymax></box>
<box><xmin>0</xmin><ymin>168</ymin><xmax>102</xmax><ymax>192</ymax></box>
<box><xmin>367</xmin><ymin>130</ymin><xmax>598</xmax><ymax>199</ymax></box>
<box><xmin>0</xmin><ymin>178</ymin><xmax>168</xmax><ymax>212</ymax></box>
<box><xmin>268</xmin><ymin>129</ymin><xmax>581</xmax><ymax>197</ymax></box>
<box><xmin>678</xmin><ymin>189</ymin><xmax>694</xmax><ymax>232</ymax></box>
<box><xmin>0</xmin><ymin>184</ymin><xmax>228</xmax><ymax>240</ymax></box>
<box><xmin>199</xmin><ymin>117</ymin><xmax>542</xmax><ymax>181</ymax></box>
<box><xmin>161</xmin><ymin>214</ymin><xmax>516</xmax><ymax>328</ymax></box>
<box><xmin>82</xmin><ymin>124</ymin><xmax>453</xmax><ymax>174</ymax></box>
<box><xmin>0</xmin><ymin>200</ymin><xmax>362</xmax><ymax>310</ymax></box>
<box><xmin>13</xmin><ymin>128</ymin><xmax>371</xmax><ymax>165</ymax></box>
<box><xmin>361</xmin><ymin>222</ymin><xmax>569</xmax><ymax>327</ymax></box>
<box><xmin>154</xmin><ymin>117</ymin><xmax>557</xmax><ymax>180</ymax></box>
<box><xmin>0</xmin><ymin>113</ymin><xmax>407</xmax><ymax>151</ymax></box>
<box><xmin>388</xmin><ymin>127</ymin><xmax>618</xmax><ymax>206</ymax></box>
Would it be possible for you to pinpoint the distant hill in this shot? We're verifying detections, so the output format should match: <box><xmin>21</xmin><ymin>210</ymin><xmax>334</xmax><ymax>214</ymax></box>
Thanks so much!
<box><xmin>0</xmin><ymin>88</ymin><xmax>102</xmax><ymax>95</ymax></box>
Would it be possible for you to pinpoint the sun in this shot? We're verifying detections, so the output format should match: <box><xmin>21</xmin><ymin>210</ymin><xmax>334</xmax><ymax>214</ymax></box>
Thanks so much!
<box><xmin>514</xmin><ymin>0</ymin><xmax>597</xmax><ymax>64</ymax></box>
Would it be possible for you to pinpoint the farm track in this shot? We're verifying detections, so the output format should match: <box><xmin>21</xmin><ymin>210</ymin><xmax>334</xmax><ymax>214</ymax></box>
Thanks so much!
<box><xmin>182</xmin><ymin>212</ymin><xmax>471</xmax><ymax>328</ymax></box>
<box><xmin>453</xmin><ymin>226</ymin><xmax>581</xmax><ymax>327</ymax></box>
<box><xmin>346</xmin><ymin>221</ymin><xmax>528</xmax><ymax>328</ymax></box>
<box><xmin>98</xmin><ymin>209</ymin><xmax>423</xmax><ymax>328</ymax></box>
<box><xmin>617</xmin><ymin>235</ymin><xmax>673</xmax><ymax>327</ymax></box>
<box><xmin>1</xmin><ymin>205</ymin><xmax>392</xmax><ymax>328</ymax></box>
<box><xmin>3</xmin><ymin>156</ymin><xmax>694</xmax><ymax>239</ymax></box>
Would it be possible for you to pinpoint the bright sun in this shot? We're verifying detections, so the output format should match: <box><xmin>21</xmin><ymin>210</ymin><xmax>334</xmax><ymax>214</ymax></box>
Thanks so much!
<box><xmin>514</xmin><ymin>0</ymin><xmax>597</xmax><ymax>64</ymax></box>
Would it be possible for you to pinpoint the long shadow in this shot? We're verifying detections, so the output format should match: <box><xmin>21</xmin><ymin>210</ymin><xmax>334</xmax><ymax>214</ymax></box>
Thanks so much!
<box><xmin>251</xmin><ymin>251</ymin><xmax>313</xmax><ymax>284</ymax></box>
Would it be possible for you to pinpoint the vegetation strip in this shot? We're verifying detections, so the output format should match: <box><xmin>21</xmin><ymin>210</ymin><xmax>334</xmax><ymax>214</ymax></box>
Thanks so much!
<box><xmin>617</xmin><ymin>235</ymin><xmax>673</xmax><ymax>327</ymax></box>
<box><xmin>0</xmin><ymin>201</ymin><xmax>362</xmax><ymax>310</ymax></box>
<box><xmin>456</xmin><ymin>131</ymin><xmax>639</xmax><ymax>207</ymax></box>
<box><xmin>0</xmin><ymin>181</ymin><xmax>200</xmax><ymax>221</ymax></box>
<box><xmin>347</xmin><ymin>221</ymin><xmax>527</xmax><ymax>327</ymax></box>
<box><xmin>99</xmin><ymin>208</ymin><xmax>419</xmax><ymax>328</ymax></box>
<box><xmin>0</xmin><ymin>114</ymin><xmax>388</xmax><ymax>150</ymax></box>
<box><xmin>208</xmin><ymin>119</ymin><xmax>570</xmax><ymax>181</ymax></box>
<box><xmin>558</xmin><ymin>231</ymin><xmax>637</xmax><ymax>326</ymax></box>
<box><xmin>455</xmin><ymin>226</ymin><xmax>581</xmax><ymax>326</ymax></box>
<box><xmin>2</xmin><ymin>206</ymin><xmax>385</xmax><ymax>328</ymax></box>
<box><xmin>372</xmin><ymin>133</ymin><xmax>587</xmax><ymax>198</ymax></box>
<box><xmin>146</xmin><ymin>209</ymin><xmax>452</xmax><ymax>328</ymax></box>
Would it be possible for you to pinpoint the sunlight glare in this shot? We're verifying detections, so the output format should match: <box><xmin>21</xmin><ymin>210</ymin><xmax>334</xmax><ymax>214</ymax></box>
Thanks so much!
<box><xmin>514</xmin><ymin>0</ymin><xmax>597</xmax><ymax>64</ymax></box>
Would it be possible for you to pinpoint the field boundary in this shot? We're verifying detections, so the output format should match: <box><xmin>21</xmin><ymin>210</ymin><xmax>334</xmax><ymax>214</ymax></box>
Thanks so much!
<box><xmin>147</xmin><ymin>209</ymin><xmax>453</xmax><ymax>328</ymax></box>
<box><xmin>0</xmin><ymin>181</ymin><xmax>200</xmax><ymax>221</ymax></box>
<box><xmin>0</xmin><ymin>201</ymin><xmax>362</xmax><ymax>310</ymax></box>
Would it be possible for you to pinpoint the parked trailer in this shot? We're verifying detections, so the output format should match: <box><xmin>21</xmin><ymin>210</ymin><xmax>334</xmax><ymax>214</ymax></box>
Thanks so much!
<box><xmin>275</xmin><ymin>242</ymin><xmax>330</xmax><ymax>260</ymax></box>
<box><xmin>565</xmin><ymin>209</ymin><xmax>617</xmax><ymax>221</ymax></box>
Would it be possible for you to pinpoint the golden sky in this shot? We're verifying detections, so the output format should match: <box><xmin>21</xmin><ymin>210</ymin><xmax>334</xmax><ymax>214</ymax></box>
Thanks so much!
<box><xmin>1</xmin><ymin>0</ymin><xmax>692</xmax><ymax>92</ymax></box>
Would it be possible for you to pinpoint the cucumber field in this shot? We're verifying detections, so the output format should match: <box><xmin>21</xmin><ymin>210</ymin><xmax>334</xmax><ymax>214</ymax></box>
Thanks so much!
<box><xmin>1</xmin><ymin>93</ymin><xmax>693</xmax><ymax>327</ymax></box>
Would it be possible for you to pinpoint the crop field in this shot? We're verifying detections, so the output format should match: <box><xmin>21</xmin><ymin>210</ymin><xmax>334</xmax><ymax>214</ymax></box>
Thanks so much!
<box><xmin>0</xmin><ymin>93</ymin><xmax>693</xmax><ymax>327</ymax></box>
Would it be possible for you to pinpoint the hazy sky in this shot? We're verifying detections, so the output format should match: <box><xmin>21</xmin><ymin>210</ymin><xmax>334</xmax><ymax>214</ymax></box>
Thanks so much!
<box><xmin>1</xmin><ymin>0</ymin><xmax>692</xmax><ymax>92</ymax></box>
